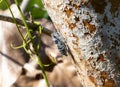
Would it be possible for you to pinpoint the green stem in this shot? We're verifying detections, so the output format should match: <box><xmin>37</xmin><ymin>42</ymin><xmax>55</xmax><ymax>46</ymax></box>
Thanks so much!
<box><xmin>35</xmin><ymin>27</ymin><xmax>50</xmax><ymax>87</ymax></box>
<box><xmin>5</xmin><ymin>0</ymin><xmax>50</xmax><ymax>86</ymax></box>
<box><xmin>4</xmin><ymin>0</ymin><xmax>26</xmax><ymax>42</ymax></box>
<box><xmin>13</xmin><ymin>0</ymin><xmax>50</xmax><ymax>87</ymax></box>
<box><xmin>14</xmin><ymin>0</ymin><xmax>33</xmax><ymax>39</ymax></box>
<box><xmin>37</xmin><ymin>53</ymin><xmax>50</xmax><ymax>87</ymax></box>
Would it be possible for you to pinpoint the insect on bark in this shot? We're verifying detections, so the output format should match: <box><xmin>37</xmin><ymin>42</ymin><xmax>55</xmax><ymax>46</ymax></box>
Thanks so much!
<box><xmin>51</xmin><ymin>31</ymin><xmax>68</xmax><ymax>56</ymax></box>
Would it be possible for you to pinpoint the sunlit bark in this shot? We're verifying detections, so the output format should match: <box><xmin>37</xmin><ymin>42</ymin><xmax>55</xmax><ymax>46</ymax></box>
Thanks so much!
<box><xmin>43</xmin><ymin>0</ymin><xmax>120</xmax><ymax>87</ymax></box>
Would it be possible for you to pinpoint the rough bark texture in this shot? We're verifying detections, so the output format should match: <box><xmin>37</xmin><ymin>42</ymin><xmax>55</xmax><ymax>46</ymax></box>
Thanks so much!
<box><xmin>42</xmin><ymin>0</ymin><xmax>120</xmax><ymax>87</ymax></box>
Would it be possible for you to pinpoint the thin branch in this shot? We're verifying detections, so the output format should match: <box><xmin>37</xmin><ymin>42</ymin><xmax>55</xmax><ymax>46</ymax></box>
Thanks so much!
<box><xmin>0</xmin><ymin>14</ymin><xmax>52</xmax><ymax>36</ymax></box>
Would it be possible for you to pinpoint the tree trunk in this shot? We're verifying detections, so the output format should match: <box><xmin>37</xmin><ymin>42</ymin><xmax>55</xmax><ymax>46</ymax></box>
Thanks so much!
<box><xmin>42</xmin><ymin>0</ymin><xmax>120</xmax><ymax>87</ymax></box>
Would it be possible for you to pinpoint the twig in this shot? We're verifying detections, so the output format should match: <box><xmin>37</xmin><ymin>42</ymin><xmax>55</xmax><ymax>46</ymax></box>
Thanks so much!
<box><xmin>0</xmin><ymin>14</ymin><xmax>52</xmax><ymax>36</ymax></box>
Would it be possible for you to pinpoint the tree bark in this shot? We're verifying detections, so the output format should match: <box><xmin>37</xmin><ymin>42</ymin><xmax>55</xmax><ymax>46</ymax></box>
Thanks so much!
<box><xmin>42</xmin><ymin>0</ymin><xmax>120</xmax><ymax>87</ymax></box>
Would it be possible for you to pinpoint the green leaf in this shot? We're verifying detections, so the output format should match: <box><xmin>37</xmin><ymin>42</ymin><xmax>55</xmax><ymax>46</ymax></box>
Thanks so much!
<box><xmin>26</xmin><ymin>0</ymin><xmax>49</xmax><ymax>19</ymax></box>
<box><xmin>0</xmin><ymin>0</ymin><xmax>10</xmax><ymax>10</ymax></box>
<box><xmin>31</xmin><ymin>7</ymin><xmax>48</xmax><ymax>19</ymax></box>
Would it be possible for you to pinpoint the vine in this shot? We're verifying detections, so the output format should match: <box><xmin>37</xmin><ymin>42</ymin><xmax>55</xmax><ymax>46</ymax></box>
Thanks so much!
<box><xmin>4</xmin><ymin>0</ymin><xmax>50</xmax><ymax>87</ymax></box>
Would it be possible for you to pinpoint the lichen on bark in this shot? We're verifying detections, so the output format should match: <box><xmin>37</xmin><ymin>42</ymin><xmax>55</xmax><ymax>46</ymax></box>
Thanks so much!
<box><xmin>43</xmin><ymin>0</ymin><xmax>120</xmax><ymax>87</ymax></box>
